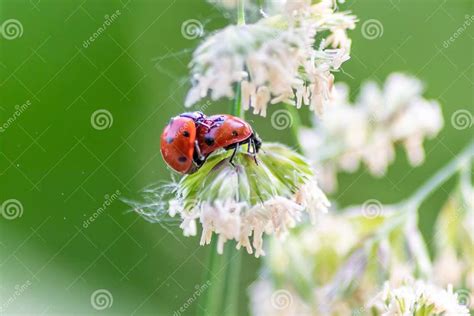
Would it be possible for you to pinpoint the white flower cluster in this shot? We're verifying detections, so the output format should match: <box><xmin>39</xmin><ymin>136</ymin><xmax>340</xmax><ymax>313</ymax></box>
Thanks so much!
<box><xmin>369</xmin><ymin>281</ymin><xmax>470</xmax><ymax>316</ymax></box>
<box><xmin>250</xmin><ymin>214</ymin><xmax>360</xmax><ymax>316</ymax></box>
<box><xmin>250</xmin><ymin>210</ymin><xmax>471</xmax><ymax>316</ymax></box>
<box><xmin>299</xmin><ymin>73</ymin><xmax>444</xmax><ymax>192</ymax></box>
<box><xmin>194</xmin><ymin>188</ymin><xmax>328</xmax><ymax>257</ymax></box>
<box><xmin>186</xmin><ymin>0</ymin><xmax>356</xmax><ymax>116</ymax></box>
<box><xmin>136</xmin><ymin>143</ymin><xmax>329</xmax><ymax>257</ymax></box>
<box><xmin>248</xmin><ymin>149</ymin><xmax>474</xmax><ymax>315</ymax></box>
<box><xmin>178</xmin><ymin>146</ymin><xmax>330</xmax><ymax>257</ymax></box>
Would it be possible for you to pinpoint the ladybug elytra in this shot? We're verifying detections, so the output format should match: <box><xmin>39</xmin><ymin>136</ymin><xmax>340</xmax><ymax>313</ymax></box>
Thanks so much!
<box><xmin>160</xmin><ymin>113</ymin><xmax>203</xmax><ymax>174</ymax></box>
<box><xmin>197</xmin><ymin>114</ymin><xmax>261</xmax><ymax>162</ymax></box>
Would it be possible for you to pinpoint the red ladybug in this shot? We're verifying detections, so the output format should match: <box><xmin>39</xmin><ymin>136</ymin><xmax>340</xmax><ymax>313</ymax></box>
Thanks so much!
<box><xmin>160</xmin><ymin>112</ymin><xmax>206</xmax><ymax>174</ymax></box>
<box><xmin>160</xmin><ymin>112</ymin><xmax>261</xmax><ymax>174</ymax></box>
<box><xmin>196</xmin><ymin>114</ymin><xmax>261</xmax><ymax>164</ymax></box>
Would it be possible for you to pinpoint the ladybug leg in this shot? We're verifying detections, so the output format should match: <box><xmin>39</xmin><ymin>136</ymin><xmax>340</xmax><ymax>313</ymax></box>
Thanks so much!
<box><xmin>247</xmin><ymin>138</ymin><xmax>254</xmax><ymax>154</ymax></box>
<box><xmin>252</xmin><ymin>143</ymin><xmax>259</xmax><ymax>165</ymax></box>
<box><xmin>249</xmin><ymin>138</ymin><xmax>259</xmax><ymax>165</ymax></box>
<box><xmin>194</xmin><ymin>140</ymin><xmax>205</xmax><ymax>161</ymax></box>
<box><xmin>229</xmin><ymin>144</ymin><xmax>239</xmax><ymax>167</ymax></box>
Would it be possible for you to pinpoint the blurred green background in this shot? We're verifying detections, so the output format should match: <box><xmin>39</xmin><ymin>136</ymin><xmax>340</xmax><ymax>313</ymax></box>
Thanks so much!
<box><xmin>0</xmin><ymin>0</ymin><xmax>472</xmax><ymax>315</ymax></box>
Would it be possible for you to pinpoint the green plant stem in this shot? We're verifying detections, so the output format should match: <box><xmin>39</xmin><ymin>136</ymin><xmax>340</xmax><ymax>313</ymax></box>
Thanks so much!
<box><xmin>198</xmin><ymin>234</ymin><xmax>242</xmax><ymax>316</ymax></box>
<box><xmin>197</xmin><ymin>238</ymin><xmax>226</xmax><ymax>316</ymax></box>
<box><xmin>220</xmin><ymin>79</ymin><xmax>244</xmax><ymax>316</ymax></box>
<box><xmin>222</xmin><ymin>247</ymin><xmax>242</xmax><ymax>316</ymax></box>
<box><xmin>201</xmin><ymin>4</ymin><xmax>246</xmax><ymax>311</ymax></box>
<box><xmin>237</xmin><ymin>0</ymin><xmax>245</xmax><ymax>26</ymax></box>
<box><xmin>230</xmin><ymin>83</ymin><xmax>243</xmax><ymax>118</ymax></box>
<box><xmin>366</xmin><ymin>141</ymin><xmax>474</xmax><ymax>244</ymax></box>
<box><xmin>407</xmin><ymin>141</ymin><xmax>474</xmax><ymax>208</ymax></box>
<box><xmin>201</xmin><ymin>30</ymin><xmax>245</xmax><ymax>314</ymax></box>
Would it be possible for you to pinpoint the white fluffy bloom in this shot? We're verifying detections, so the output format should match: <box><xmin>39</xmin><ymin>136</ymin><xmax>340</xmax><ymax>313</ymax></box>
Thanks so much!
<box><xmin>249</xmin><ymin>214</ymin><xmax>358</xmax><ymax>316</ymax></box>
<box><xmin>369</xmin><ymin>280</ymin><xmax>470</xmax><ymax>316</ymax></box>
<box><xmin>248</xmin><ymin>201</ymin><xmax>444</xmax><ymax>315</ymax></box>
<box><xmin>248</xmin><ymin>212</ymin><xmax>370</xmax><ymax>315</ymax></box>
<box><xmin>186</xmin><ymin>1</ymin><xmax>356</xmax><ymax>116</ymax></box>
<box><xmin>133</xmin><ymin>143</ymin><xmax>329</xmax><ymax>257</ymax></box>
<box><xmin>299</xmin><ymin>73</ymin><xmax>444</xmax><ymax>192</ymax></box>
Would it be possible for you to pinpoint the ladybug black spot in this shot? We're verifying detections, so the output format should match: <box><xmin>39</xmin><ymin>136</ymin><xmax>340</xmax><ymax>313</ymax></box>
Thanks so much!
<box><xmin>205</xmin><ymin>137</ymin><xmax>215</xmax><ymax>146</ymax></box>
<box><xmin>183</xmin><ymin>131</ymin><xmax>190</xmax><ymax>137</ymax></box>
<box><xmin>232</xmin><ymin>130</ymin><xmax>238</xmax><ymax>137</ymax></box>
<box><xmin>178</xmin><ymin>156</ymin><xmax>187</xmax><ymax>163</ymax></box>
<box><xmin>166</xmin><ymin>137</ymin><xmax>174</xmax><ymax>144</ymax></box>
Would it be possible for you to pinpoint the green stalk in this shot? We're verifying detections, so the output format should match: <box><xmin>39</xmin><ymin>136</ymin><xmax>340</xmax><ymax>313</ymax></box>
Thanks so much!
<box><xmin>220</xmin><ymin>71</ymin><xmax>245</xmax><ymax>316</ymax></box>
<box><xmin>222</xmin><ymin>0</ymin><xmax>246</xmax><ymax>300</ymax></box>
<box><xmin>407</xmin><ymin>141</ymin><xmax>473</xmax><ymax>208</ymax></box>
<box><xmin>359</xmin><ymin>141</ymin><xmax>474</xmax><ymax>250</ymax></box>
<box><xmin>237</xmin><ymin>0</ymin><xmax>246</xmax><ymax>26</ymax></box>
<box><xmin>197</xmin><ymin>238</ymin><xmax>226</xmax><ymax>316</ymax></box>
<box><xmin>222</xmin><ymin>246</ymin><xmax>242</xmax><ymax>316</ymax></box>
<box><xmin>230</xmin><ymin>83</ymin><xmax>243</xmax><ymax>118</ymax></box>
<box><xmin>201</xmin><ymin>15</ymin><xmax>246</xmax><ymax>313</ymax></box>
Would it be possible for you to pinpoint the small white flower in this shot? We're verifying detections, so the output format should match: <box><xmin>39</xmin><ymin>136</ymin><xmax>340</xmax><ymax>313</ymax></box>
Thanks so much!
<box><xmin>369</xmin><ymin>280</ymin><xmax>470</xmax><ymax>316</ymax></box>
<box><xmin>360</xmin><ymin>129</ymin><xmax>395</xmax><ymax>176</ymax></box>
<box><xmin>186</xmin><ymin>2</ymin><xmax>356</xmax><ymax>116</ymax></box>
<box><xmin>390</xmin><ymin>99</ymin><xmax>443</xmax><ymax>165</ymax></box>
<box><xmin>249</xmin><ymin>201</ymin><xmax>448</xmax><ymax>314</ymax></box>
<box><xmin>249</xmin><ymin>212</ymin><xmax>369</xmax><ymax>315</ymax></box>
<box><xmin>132</xmin><ymin>143</ymin><xmax>329</xmax><ymax>257</ymax></box>
<box><xmin>300</xmin><ymin>73</ymin><xmax>444</xmax><ymax>193</ymax></box>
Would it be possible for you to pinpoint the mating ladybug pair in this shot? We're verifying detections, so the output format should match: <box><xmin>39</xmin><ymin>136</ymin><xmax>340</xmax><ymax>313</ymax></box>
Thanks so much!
<box><xmin>160</xmin><ymin>112</ymin><xmax>262</xmax><ymax>174</ymax></box>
